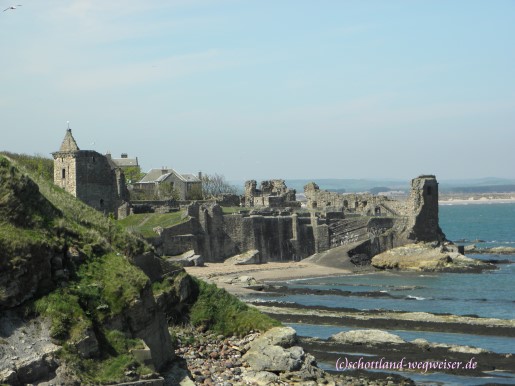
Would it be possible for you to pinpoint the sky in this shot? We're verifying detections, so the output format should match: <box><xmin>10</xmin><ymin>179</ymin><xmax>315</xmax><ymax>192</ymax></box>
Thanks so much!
<box><xmin>1</xmin><ymin>1</ymin><xmax>514</xmax><ymax>182</ymax></box>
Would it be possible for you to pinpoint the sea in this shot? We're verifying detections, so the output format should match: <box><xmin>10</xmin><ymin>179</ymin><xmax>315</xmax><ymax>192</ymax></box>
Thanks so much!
<box><xmin>251</xmin><ymin>203</ymin><xmax>515</xmax><ymax>385</ymax></box>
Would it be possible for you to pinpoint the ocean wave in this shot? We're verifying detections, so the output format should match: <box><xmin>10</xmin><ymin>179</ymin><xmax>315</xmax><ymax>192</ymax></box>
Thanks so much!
<box><xmin>406</xmin><ymin>296</ymin><xmax>426</xmax><ymax>300</ymax></box>
<box><xmin>246</xmin><ymin>298</ymin><xmax>295</xmax><ymax>305</ymax></box>
<box><xmin>389</xmin><ymin>285</ymin><xmax>426</xmax><ymax>291</ymax></box>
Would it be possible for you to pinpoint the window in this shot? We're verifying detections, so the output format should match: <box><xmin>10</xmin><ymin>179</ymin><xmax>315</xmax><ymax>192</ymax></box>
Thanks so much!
<box><xmin>100</xmin><ymin>199</ymin><xmax>104</xmax><ymax>208</ymax></box>
<box><xmin>427</xmin><ymin>186</ymin><xmax>432</xmax><ymax>196</ymax></box>
<box><xmin>62</xmin><ymin>168</ymin><xmax>66</xmax><ymax>179</ymax></box>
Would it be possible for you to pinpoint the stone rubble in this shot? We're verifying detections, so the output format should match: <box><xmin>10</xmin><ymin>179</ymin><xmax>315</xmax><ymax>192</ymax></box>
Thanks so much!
<box><xmin>167</xmin><ymin>327</ymin><xmax>414</xmax><ymax>386</ymax></box>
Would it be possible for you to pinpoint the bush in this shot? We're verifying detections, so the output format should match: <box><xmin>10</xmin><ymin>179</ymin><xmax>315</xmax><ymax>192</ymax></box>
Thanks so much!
<box><xmin>189</xmin><ymin>278</ymin><xmax>280</xmax><ymax>336</ymax></box>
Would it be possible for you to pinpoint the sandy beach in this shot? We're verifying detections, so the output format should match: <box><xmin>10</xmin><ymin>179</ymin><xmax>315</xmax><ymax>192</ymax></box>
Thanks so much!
<box><xmin>184</xmin><ymin>260</ymin><xmax>352</xmax><ymax>295</ymax></box>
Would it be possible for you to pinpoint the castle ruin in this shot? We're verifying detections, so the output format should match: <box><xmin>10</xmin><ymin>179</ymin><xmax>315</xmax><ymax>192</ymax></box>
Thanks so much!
<box><xmin>152</xmin><ymin>175</ymin><xmax>444</xmax><ymax>264</ymax></box>
<box><xmin>52</xmin><ymin>128</ymin><xmax>130</xmax><ymax>218</ymax></box>
<box><xmin>243</xmin><ymin>179</ymin><xmax>299</xmax><ymax>208</ymax></box>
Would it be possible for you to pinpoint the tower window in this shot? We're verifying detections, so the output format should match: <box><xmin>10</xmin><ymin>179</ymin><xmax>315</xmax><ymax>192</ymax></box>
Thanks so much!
<box><xmin>427</xmin><ymin>186</ymin><xmax>432</xmax><ymax>195</ymax></box>
<box><xmin>100</xmin><ymin>199</ymin><xmax>104</xmax><ymax>208</ymax></box>
<box><xmin>62</xmin><ymin>168</ymin><xmax>66</xmax><ymax>179</ymax></box>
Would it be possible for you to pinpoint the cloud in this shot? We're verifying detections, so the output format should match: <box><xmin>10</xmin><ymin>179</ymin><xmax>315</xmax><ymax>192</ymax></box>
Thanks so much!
<box><xmin>41</xmin><ymin>0</ymin><xmax>220</xmax><ymax>44</ymax></box>
<box><xmin>56</xmin><ymin>49</ymin><xmax>237</xmax><ymax>91</ymax></box>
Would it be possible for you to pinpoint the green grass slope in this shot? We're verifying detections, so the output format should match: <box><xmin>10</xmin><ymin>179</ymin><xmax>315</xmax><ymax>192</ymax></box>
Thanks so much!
<box><xmin>0</xmin><ymin>153</ymin><xmax>280</xmax><ymax>384</ymax></box>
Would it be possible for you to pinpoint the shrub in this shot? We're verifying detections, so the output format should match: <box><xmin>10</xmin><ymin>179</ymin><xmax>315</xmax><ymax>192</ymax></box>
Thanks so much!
<box><xmin>189</xmin><ymin>278</ymin><xmax>280</xmax><ymax>336</ymax></box>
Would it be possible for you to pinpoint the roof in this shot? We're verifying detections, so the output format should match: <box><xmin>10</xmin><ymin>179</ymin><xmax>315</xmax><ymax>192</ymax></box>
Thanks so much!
<box><xmin>111</xmin><ymin>157</ymin><xmax>139</xmax><ymax>167</ymax></box>
<box><xmin>138</xmin><ymin>168</ymin><xmax>200</xmax><ymax>183</ymax></box>
<box><xmin>58</xmin><ymin>129</ymin><xmax>79</xmax><ymax>152</ymax></box>
<box><xmin>155</xmin><ymin>173</ymin><xmax>172</xmax><ymax>182</ymax></box>
<box><xmin>180</xmin><ymin>173</ymin><xmax>201</xmax><ymax>182</ymax></box>
<box><xmin>139</xmin><ymin>168</ymin><xmax>169</xmax><ymax>183</ymax></box>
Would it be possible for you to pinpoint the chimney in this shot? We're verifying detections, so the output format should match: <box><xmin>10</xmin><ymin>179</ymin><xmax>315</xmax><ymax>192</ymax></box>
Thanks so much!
<box><xmin>121</xmin><ymin>153</ymin><xmax>128</xmax><ymax>158</ymax></box>
<box><xmin>198</xmin><ymin>171</ymin><xmax>202</xmax><ymax>180</ymax></box>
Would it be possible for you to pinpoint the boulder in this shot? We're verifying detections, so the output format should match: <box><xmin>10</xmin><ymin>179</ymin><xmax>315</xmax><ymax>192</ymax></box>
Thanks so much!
<box><xmin>371</xmin><ymin>243</ymin><xmax>493</xmax><ymax>272</ymax></box>
<box><xmin>0</xmin><ymin>370</ymin><xmax>17</xmax><ymax>385</ymax></box>
<box><xmin>166</xmin><ymin>251</ymin><xmax>204</xmax><ymax>267</ymax></box>
<box><xmin>73</xmin><ymin>327</ymin><xmax>99</xmax><ymax>358</ymax></box>
<box><xmin>331</xmin><ymin>329</ymin><xmax>406</xmax><ymax>345</ymax></box>
<box><xmin>243</xmin><ymin>327</ymin><xmax>304</xmax><ymax>372</ymax></box>
<box><xmin>244</xmin><ymin>345</ymin><xmax>304</xmax><ymax>372</ymax></box>
<box><xmin>225</xmin><ymin>250</ymin><xmax>262</xmax><ymax>265</ymax></box>
<box><xmin>237</xmin><ymin>275</ymin><xmax>259</xmax><ymax>287</ymax></box>
<box><xmin>411</xmin><ymin>338</ymin><xmax>488</xmax><ymax>354</ymax></box>
<box><xmin>251</xmin><ymin>326</ymin><xmax>298</xmax><ymax>348</ymax></box>
<box><xmin>241</xmin><ymin>370</ymin><xmax>279</xmax><ymax>385</ymax></box>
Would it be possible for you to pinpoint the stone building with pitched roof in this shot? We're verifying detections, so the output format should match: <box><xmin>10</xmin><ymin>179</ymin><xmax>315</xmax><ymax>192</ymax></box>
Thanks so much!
<box><xmin>133</xmin><ymin>168</ymin><xmax>202</xmax><ymax>200</ymax></box>
<box><xmin>109</xmin><ymin>153</ymin><xmax>139</xmax><ymax>169</ymax></box>
<box><xmin>52</xmin><ymin>128</ymin><xmax>130</xmax><ymax>218</ymax></box>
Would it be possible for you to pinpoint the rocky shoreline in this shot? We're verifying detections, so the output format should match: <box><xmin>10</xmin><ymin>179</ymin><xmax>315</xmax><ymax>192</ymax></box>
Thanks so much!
<box><xmin>163</xmin><ymin>327</ymin><xmax>415</xmax><ymax>385</ymax></box>
<box><xmin>464</xmin><ymin>245</ymin><xmax>515</xmax><ymax>255</ymax></box>
<box><xmin>247</xmin><ymin>302</ymin><xmax>515</xmax><ymax>337</ymax></box>
<box><xmin>182</xmin><ymin>250</ymin><xmax>513</xmax><ymax>385</ymax></box>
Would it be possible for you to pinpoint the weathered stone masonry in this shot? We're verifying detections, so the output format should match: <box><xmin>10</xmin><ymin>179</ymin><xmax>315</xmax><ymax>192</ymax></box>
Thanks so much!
<box><xmin>153</xmin><ymin>175</ymin><xmax>444</xmax><ymax>264</ymax></box>
<box><xmin>243</xmin><ymin>179</ymin><xmax>299</xmax><ymax>208</ymax></box>
<box><xmin>52</xmin><ymin>129</ymin><xmax>130</xmax><ymax>218</ymax></box>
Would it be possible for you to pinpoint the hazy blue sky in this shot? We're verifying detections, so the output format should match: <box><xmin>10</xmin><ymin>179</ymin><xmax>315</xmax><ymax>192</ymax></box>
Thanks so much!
<box><xmin>1</xmin><ymin>1</ymin><xmax>514</xmax><ymax>181</ymax></box>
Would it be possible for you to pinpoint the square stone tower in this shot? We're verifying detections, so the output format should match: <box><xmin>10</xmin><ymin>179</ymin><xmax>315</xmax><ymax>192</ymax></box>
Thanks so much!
<box><xmin>52</xmin><ymin>128</ymin><xmax>129</xmax><ymax>217</ymax></box>
<box><xmin>406</xmin><ymin>175</ymin><xmax>444</xmax><ymax>242</ymax></box>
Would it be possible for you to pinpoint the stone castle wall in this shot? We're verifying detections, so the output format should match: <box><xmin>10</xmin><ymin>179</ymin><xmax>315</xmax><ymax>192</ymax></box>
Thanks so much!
<box><xmin>304</xmin><ymin>182</ymin><xmax>407</xmax><ymax>217</ymax></box>
<box><xmin>154</xmin><ymin>176</ymin><xmax>444</xmax><ymax>264</ymax></box>
<box><xmin>156</xmin><ymin>204</ymin><xmax>318</xmax><ymax>262</ymax></box>
<box><xmin>53</xmin><ymin>130</ymin><xmax>130</xmax><ymax>218</ymax></box>
<box><xmin>74</xmin><ymin>151</ymin><xmax>125</xmax><ymax>214</ymax></box>
<box><xmin>53</xmin><ymin>153</ymin><xmax>78</xmax><ymax>195</ymax></box>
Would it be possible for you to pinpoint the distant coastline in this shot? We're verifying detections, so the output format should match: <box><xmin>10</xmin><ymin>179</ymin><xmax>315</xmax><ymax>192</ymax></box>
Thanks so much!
<box><xmin>439</xmin><ymin>197</ymin><xmax>515</xmax><ymax>205</ymax></box>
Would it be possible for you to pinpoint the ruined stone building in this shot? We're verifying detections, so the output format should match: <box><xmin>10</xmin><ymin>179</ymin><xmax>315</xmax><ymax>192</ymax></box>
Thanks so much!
<box><xmin>243</xmin><ymin>179</ymin><xmax>299</xmax><ymax>207</ymax></box>
<box><xmin>304</xmin><ymin>182</ymin><xmax>408</xmax><ymax>217</ymax></box>
<box><xmin>132</xmin><ymin>168</ymin><xmax>202</xmax><ymax>200</ymax></box>
<box><xmin>52</xmin><ymin>129</ymin><xmax>130</xmax><ymax>218</ymax></box>
<box><xmin>151</xmin><ymin>175</ymin><xmax>444</xmax><ymax>264</ymax></box>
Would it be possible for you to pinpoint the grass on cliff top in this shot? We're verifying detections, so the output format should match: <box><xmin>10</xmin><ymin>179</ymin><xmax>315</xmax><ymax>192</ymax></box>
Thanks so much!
<box><xmin>35</xmin><ymin>253</ymin><xmax>151</xmax><ymax>383</ymax></box>
<box><xmin>117</xmin><ymin>211</ymin><xmax>187</xmax><ymax>237</ymax></box>
<box><xmin>189</xmin><ymin>278</ymin><xmax>281</xmax><ymax>336</ymax></box>
<box><xmin>0</xmin><ymin>154</ymin><xmax>150</xmax><ymax>258</ymax></box>
<box><xmin>35</xmin><ymin>253</ymin><xmax>149</xmax><ymax>339</ymax></box>
<box><xmin>221</xmin><ymin>206</ymin><xmax>248</xmax><ymax>214</ymax></box>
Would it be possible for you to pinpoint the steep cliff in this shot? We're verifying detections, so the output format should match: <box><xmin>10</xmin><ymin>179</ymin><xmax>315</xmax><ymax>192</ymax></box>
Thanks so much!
<box><xmin>0</xmin><ymin>157</ymin><xmax>61</xmax><ymax>309</ymax></box>
<box><xmin>0</xmin><ymin>155</ymin><xmax>173</xmax><ymax>384</ymax></box>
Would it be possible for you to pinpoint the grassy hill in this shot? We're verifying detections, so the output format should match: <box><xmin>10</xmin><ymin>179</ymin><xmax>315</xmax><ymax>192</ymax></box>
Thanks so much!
<box><xmin>0</xmin><ymin>153</ymin><xmax>278</xmax><ymax>384</ymax></box>
<box><xmin>118</xmin><ymin>211</ymin><xmax>187</xmax><ymax>238</ymax></box>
